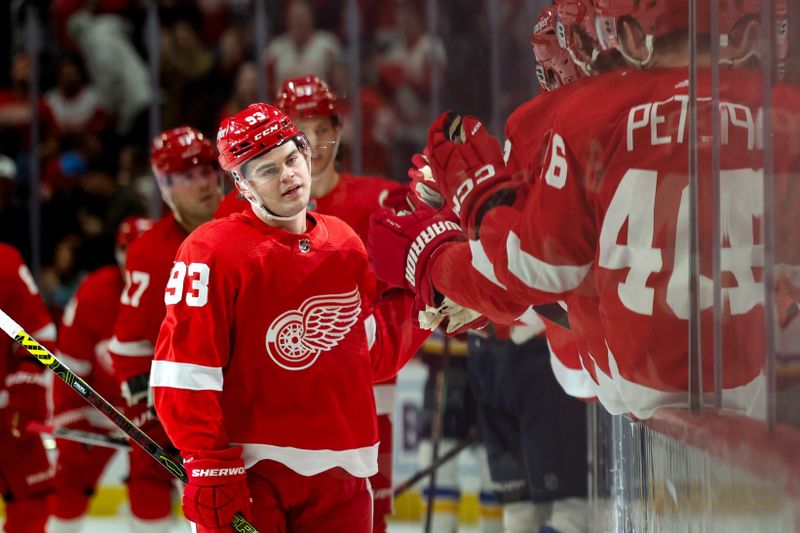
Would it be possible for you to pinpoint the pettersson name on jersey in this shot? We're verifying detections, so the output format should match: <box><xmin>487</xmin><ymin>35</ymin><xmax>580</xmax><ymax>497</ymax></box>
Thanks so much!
<box><xmin>626</xmin><ymin>94</ymin><xmax>762</xmax><ymax>152</ymax></box>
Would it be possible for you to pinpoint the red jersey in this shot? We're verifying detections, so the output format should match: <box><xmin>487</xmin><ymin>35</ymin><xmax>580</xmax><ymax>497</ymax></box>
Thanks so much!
<box><xmin>310</xmin><ymin>173</ymin><xmax>402</xmax><ymax>243</ymax></box>
<box><xmin>0</xmin><ymin>244</ymin><xmax>56</xmax><ymax>390</ymax></box>
<box><xmin>109</xmin><ymin>213</ymin><xmax>188</xmax><ymax>384</ymax></box>
<box><xmin>152</xmin><ymin>211</ymin><xmax>428</xmax><ymax>477</ymax></box>
<box><xmin>471</xmin><ymin>68</ymin><xmax>765</xmax><ymax>417</ymax></box>
<box><xmin>54</xmin><ymin>265</ymin><xmax>125</xmax><ymax>431</ymax></box>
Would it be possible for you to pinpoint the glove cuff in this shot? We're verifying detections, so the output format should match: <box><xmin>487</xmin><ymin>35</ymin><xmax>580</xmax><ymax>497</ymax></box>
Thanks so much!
<box><xmin>185</xmin><ymin>446</ymin><xmax>247</xmax><ymax>486</ymax></box>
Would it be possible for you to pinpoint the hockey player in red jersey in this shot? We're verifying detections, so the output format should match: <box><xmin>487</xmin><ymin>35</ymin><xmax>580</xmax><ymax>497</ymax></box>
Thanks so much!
<box><xmin>217</xmin><ymin>76</ymin><xmax>405</xmax><ymax>531</ymax></box>
<box><xmin>152</xmin><ymin>103</ymin><xmax>429</xmax><ymax>532</ymax></box>
<box><xmin>279</xmin><ymin>75</ymin><xmax>405</xmax><ymax>533</ymax></box>
<box><xmin>0</xmin><ymin>243</ymin><xmax>57</xmax><ymax>533</ymax></box>
<box><xmin>48</xmin><ymin>216</ymin><xmax>153</xmax><ymax>532</ymax></box>
<box><xmin>108</xmin><ymin>126</ymin><xmax>222</xmax><ymax>530</ymax></box>
<box><xmin>395</xmin><ymin>0</ymin><xmax>768</xmax><ymax>418</ymax></box>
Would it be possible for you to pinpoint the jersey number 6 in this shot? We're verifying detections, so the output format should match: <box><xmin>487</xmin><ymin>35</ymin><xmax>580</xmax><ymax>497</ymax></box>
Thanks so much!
<box><xmin>164</xmin><ymin>262</ymin><xmax>210</xmax><ymax>307</ymax></box>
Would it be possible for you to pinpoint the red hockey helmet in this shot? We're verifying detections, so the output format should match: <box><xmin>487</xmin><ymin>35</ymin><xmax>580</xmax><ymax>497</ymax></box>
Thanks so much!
<box><xmin>276</xmin><ymin>75</ymin><xmax>338</xmax><ymax>119</ymax></box>
<box><xmin>150</xmin><ymin>126</ymin><xmax>217</xmax><ymax>185</ymax></box>
<box><xmin>216</xmin><ymin>102</ymin><xmax>309</xmax><ymax>176</ymax></box>
<box><xmin>554</xmin><ymin>0</ymin><xmax>606</xmax><ymax>74</ymax></box>
<box><xmin>594</xmin><ymin>0</ymin><xmax>691</xmax><ymax>53</ymax></box>
<box><xmin>556</xmin><ymin>0</ymin><xmax>598</xmax><ymax>47</ymax></box>
<box><xmin>115</xmin><ymin>216</ymin><xmax>154</xmax><ymax>250</ymax></box>
<box><xmin>532</xmin><ymin>6</ymin><xmax>584</xmax><ymax>91</ymax></box>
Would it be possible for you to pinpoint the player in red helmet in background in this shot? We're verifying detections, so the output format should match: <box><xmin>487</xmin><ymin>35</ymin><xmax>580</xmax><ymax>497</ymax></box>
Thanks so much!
<box><xmin>0</xmin><ymin>243</ymin><xmax>57</xmax><ymax>533</ymax></box>
<box><xmin>216</xmin><ymin>76</ymin><xmax>405</xmax><ymax>531</ymax></box>
<box><xmin>151</xmin><ymin>102</ymin><xmax>429</xmax><ymax>532</ymax></box>
<box><xmin>532</xmin><ymin>6</ymin><xmax>584</xmax><ymax>92</ymax></box>
<box><xmin>48</xmin><ymin>216</ymin><xmax>153</xmax><ymax>533</ymax></box>
<box><xmin>108</xmin><ymin>126</ymin><xmax>222</xmax><ymax>531</ymax></box>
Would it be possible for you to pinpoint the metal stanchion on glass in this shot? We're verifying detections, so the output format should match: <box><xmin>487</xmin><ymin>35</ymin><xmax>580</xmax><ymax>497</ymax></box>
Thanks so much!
<box><xmin>687</xmin><ymin>0</ymin><xmax>703</xmax><ymax>414</ymax></box>
<box><xmin>145</xmin><ymin>0</ymin><xmax>162</xmax><ymax>218</ymax></box>
<box><xmin>253</xmin><ymin>0</ymin><xmax>269</xmax><ymax>103</ymax></box>
<box><xmin>25</xmin><ymin>4</ymin><xmax>42</xmax><ymax>280</ymax></box>
<box><xmin>346</xmin><ymin>0</ymin><xmax>362</xmax><ymax>176</ymax></box>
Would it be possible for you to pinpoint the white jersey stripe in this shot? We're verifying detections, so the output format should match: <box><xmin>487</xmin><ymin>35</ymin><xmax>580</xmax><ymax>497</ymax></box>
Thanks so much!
<box><xmin>364</xmin><ymin>314</ymin><xmax>376</xmax><ymax>350</ymax></box>
<box><xmin>506</xmin><ymin>231</ymin><xmax>591</xmax><ymax>293</ymax></box>
<box><xmin>373</xmin><ymin>383</ymin><xmax>396</xmax><ymax>416</ymax></box>
<box><xmin>55</xmin><ymin>352</ymin><xmax>93</xmax><ymax>377</ymax></box>
<box><xmin>31</xmin><ymin>323</ymin><xmax>57</xmax><ymax>342</ymax></box>
<box><xmin>150</xmin><ymin>360</ymin><xmax>223</xmax><ymax>391</ymax></box>
<box><xmin>469</xmin><ymin>239</ymin><xmax>507</xmax><ymax>289</ymax></box>
<box><xmin>109</xmin><ymin>337</ymin><xmax>154</xmax><ymax>357</ymax></box>
<box><xmin>235</xmin><ymin>441</ymin><xmax>379</xmax><ymax>478</ymax></box>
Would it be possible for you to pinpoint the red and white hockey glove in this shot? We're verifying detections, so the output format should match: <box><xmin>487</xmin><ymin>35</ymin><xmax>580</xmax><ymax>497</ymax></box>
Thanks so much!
<box><xmin>426</xmin><ymin>111</ymin><xmax>517</xmax><ymax>239</ymax></box>
<box><xmin>5</xmin><ymin>359</ymin><xmax>48</xmax><ymax>439</ymax></box>
<box><xmin>183</xmin><ymin>446</ymin><xmax>251</xmax><ymax>529</ymax></box>
<box><xmin>408</xmin><ymin>151</ymin><xmax>445</xmax><ymax>211</ymax></box>
<box><xmin>368</xmin><ymin>207</ymin><xmax>488</xmax><ymax>334</ymax></box>
<box><xmin>368</xmin><ymin>205</ymin><xmax>463</xmax><ymax>301</ymax></box>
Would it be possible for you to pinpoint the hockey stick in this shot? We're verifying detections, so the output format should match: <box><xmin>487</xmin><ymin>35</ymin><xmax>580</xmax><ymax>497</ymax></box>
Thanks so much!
<box><xmin>393</xmin><ymin>431</ymin><xmax>479</xmax><ymax>497</ymax></box>
<box><xmin>27</xmin><ymin>421</ymin><xmax>131</xmax><ymax>450</ymax></box>
<box><xmin>424</xmin><ymin>335</ymin><xmax>451</xmax><ymax>533</ymax></box>
<box><xmin>0</xmin><ymin>308</ymin><xmax>260</xmax><ymax>533</ymax></box>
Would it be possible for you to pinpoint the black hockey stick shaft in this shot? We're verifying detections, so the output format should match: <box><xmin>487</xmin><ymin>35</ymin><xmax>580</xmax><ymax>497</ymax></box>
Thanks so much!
<box><xmin>393</xmin><ymin>431</ymin><xmax>479</xmax><ymax>497</ymax></box>
<box><xmin>27</xmin><ymin>421</ymin><xmax>132</xmax><ymax>450</ymax></box>
<box><xmin>0</xmin><ymin>308</ymin><xmax>259</xmax><ymax>533</ymax></box>
<box><xmin>424</xmin><ymin>335</ymin><xmax>451</xmax><ymax>533</ymax></box>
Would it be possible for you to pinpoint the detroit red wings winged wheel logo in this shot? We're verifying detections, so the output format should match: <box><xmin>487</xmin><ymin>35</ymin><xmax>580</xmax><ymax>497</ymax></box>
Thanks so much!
<box><xmin>265</xmin><ymin>287</ymin><xmax>362</xmax><ymax>370</ymax></box>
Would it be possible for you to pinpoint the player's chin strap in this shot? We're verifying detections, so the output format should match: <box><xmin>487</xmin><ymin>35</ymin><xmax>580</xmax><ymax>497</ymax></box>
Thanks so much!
<box><xmin>232</xmin><ymin>172</ymin><xmax>306</xmax><ymax>222</ymax></box>
<box><xmin>568</xmin><ymin>46</ymin><xmax>601</xmax><ymax>76</ymax></box>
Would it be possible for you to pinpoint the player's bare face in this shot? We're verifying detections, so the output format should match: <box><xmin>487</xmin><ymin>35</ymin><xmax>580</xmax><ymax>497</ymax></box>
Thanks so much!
<box><xmin>169</xmin><ymin>165</ymin><xmax>223</xmax><ymax>229</ymax></box>
<box><xmin>294</xmin><ymin>117</ymin><xmax>339</xmax><ymax>177</ymax></box>
<box><xmin>244</xmin><ymin>142</ymin><xmax>311</xmax><ymax>217</ymax></box>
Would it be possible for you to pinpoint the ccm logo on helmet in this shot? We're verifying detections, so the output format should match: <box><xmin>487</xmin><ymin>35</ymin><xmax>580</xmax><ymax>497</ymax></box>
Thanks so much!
<box><xmin>254</xmin><ymin>123</ymin><xmax>280</xmax><ymax>141</ymax></box>
<box><xmin>405</xmin><ymin>220</ymin><xmax>461</xmax><ymax>286</ymax></box>
<box><xmin>191</xmin><ymin>467</ymin><xmax>246</xmax><ymax>477</ymax></box>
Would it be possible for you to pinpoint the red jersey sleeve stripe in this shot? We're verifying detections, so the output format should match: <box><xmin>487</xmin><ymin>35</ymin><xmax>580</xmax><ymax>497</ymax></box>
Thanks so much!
<box><xmin>109</xmin><ymin>337</ymin><xmax>154</xmax><ymax>357</ymax></box>
<box><xmin>150</xmin><ymin>360</ymin><xmax>223</xmax><ymax>391</ymax></box>
<box><xmin>506</xmin><ymin>232</ymin><xmax>591</xmax><ymax>293</ymax></box>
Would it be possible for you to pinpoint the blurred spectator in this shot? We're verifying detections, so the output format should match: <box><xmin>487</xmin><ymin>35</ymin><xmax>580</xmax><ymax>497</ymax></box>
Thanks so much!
<box><xmin>160</xmin><ymin>18</ymin><xmax>215</xmax><ymax>133</ymax></box>
<box><xmin>329</xmin><ymin>54</ymin><xmax>395</xmax><ymax>177</ymax></box>
<box><xmin>67</xmin><ymin>10</ymin><xmax>151</xmax><ymax>143</ymax></box>
<box><xmin>212</xmin><ymin>27</ymin><xmax>249</xmax><ymax>113</ymax></box>
<box><xmin>44</xmin><ymin>54</ymin><xmax>109</xmax><ymax>136</ymax></box>
<box><xmin>379</xmin><ymin>0</ymin><xmax>446</xmax><ymax>179</ymax></box>
<box><xmin>40</xmin><ymin>234</ymin><xmax>83</xmax><ymax>316</ymax></box>
<box><xmin>217</xmin><ymin>61</ymin><xmax>259</xmax><ymax>127</ymax></box>
<box><xmin>197</xmin><ymin>0</ymin><xmax>232</xmax><ymax>45</ymax></box>
<box><xmin>0</xmin><ymin>155</ymin><xmax>31</xmax><ymax>262</ymax></box>
<box><xmin>264</xmin><ymin>0</ymin><xmax>342</xmax><ymax>94</ymax></box>
<box><xmin>0</xmin><ymin>53</ymin><xmax>58</xmax><ymax>166</ymax></box>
